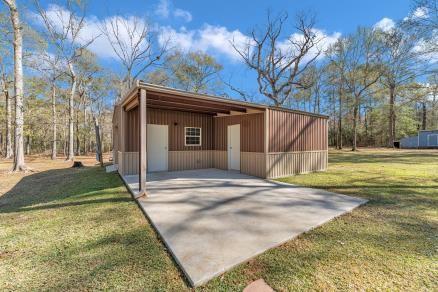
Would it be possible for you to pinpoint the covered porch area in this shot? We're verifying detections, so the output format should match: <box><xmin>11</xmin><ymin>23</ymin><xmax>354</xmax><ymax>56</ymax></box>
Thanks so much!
<box><xmin>113</xmin><ymin>82</ymin><xmax>266</xmax><ymax>197</ymax></box>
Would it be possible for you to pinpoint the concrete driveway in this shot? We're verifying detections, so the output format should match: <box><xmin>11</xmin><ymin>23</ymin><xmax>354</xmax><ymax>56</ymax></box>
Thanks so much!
<box><xmin>129</xmin><ymin>169</ymin><xmax>366</xmax><ymax>287</ymax></box>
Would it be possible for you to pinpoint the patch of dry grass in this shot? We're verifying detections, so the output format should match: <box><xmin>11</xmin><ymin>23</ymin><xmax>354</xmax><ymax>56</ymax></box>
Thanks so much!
<box><xmin>1</xmin><ymin>150</ymin><xmax>437</xmax><ymax>291</ymax></box>
<box><xmin>0</xmin><ymin>156</ymin><xmax>187</xmax><ymax>291</ymax></box>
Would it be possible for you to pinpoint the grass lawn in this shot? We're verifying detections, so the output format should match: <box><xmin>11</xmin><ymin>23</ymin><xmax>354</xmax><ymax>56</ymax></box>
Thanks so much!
<box><xmin>1</xmin><ymin>150</ymin><xmax>437</xmax><ymax>291</ymax></box>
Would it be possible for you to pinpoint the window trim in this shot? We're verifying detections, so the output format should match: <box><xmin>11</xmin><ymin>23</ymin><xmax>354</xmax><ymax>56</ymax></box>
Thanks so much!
<box><xmin>184</xmin><ymin>127</ymin><xmax>202</xmax><ymax>146</ymax></box>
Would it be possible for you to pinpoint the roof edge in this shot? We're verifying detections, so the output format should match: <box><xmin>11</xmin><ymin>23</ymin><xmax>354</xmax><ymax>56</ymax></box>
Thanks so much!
<box><xmin>117</xmin><ymin>80</ymin><xmax>329</xmax><ymax>119</ymax></box>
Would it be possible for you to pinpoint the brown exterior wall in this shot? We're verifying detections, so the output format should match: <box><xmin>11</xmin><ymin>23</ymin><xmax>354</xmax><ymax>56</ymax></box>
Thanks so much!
<box><xmin>125</xmin><ymin>107</ymin><xmax>139</xmax><ymax>151</ymax></box>
<box><xmin>118</xmin><ymin>101</ymin><xmax>328</xmax><ymax>178</ymax></box>
<box><xmin>213</xmin><ymin>113</ymin><xmax>265</xmax><ymax>152</ymax></box>
<box><xmin>125</xmin><ymin>107</ymin><xmax>214</xmax><ymax>152</ymax></box>
<box><xmin>268</xmin><ymin>109</ymin><xmax>328</xmax><ymax>152</ymax></box>
<box><xmin>266</xmin><ymin>151</ymin><xmax>328</xmax><ymax>178</ymax></box>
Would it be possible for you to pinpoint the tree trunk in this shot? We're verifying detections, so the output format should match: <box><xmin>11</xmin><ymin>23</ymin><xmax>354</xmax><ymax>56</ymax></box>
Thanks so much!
<box><xmin>51</xmin><ymin>83</ymin><xmax>57</xmax><ymax>160</ymax></box>
<box><xmin>421</xmin><ymin>102</ymin><xmax>427</xmax><ymax>130</ymax></box>
<box><xmin>3</xmin><ymin>78</ymin><xmax>12</xmax><ymax>159</ymax></box>
<box><xmin>337</xmin><ymin>86</ymin><xmax>343</xmax><ymax>150</ymax></box>
<box><xmin>352</xmin><ymin>98</ymin><xmax>359</xmax><ymax>151</ymax></box>
<box><xmin>83</xmin><ymin>101</ymin><xmax>87</xmax><ymax>155</ymax></box>
<box><xmin>66</xmin><ymin>62</ymin><xmax>76</xmax><ymax>161</ymax></box>
<box><xmin>388</xmin><ymin>84</ymin><xmax>396</xmax><ymax>148</ymax></box>
<box><xmin>75</xmin><ymin>109</ymin><xmax>80</xmax><ymax>156</ymax></box>
<box><xmin>4</xmin><ymin>0</ymin><xmax>26</xmax><ymax>171</ymax></box>
<box><xmin>94</xmin><ymin>116</ymin><xmax>103</xmax><ymax>167</ymax></box>
<box><xmin>25</xmin><ymin>135</ymin><xmax>30</xmax><ymax>155</ymax></box>
<box><xmin>364</xmin><ymin>108</ymin><xmax>369</xmax><ymax>145</ymax></box>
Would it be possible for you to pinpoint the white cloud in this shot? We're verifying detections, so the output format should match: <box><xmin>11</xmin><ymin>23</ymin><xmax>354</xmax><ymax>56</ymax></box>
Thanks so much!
<box><xmin>173</xmin><ymin>8</ymin><xmax>192</xmax><ymax>22</ymax></box>
<box><xmin>155</xmin><ymin>0</ymin><xmax>169</xmax><ymax>18</ymax></box>
<box><xmin>373</xmin><ymin>17</ymin><xmax>395</xmax><ymax>32</ymax></box>
<box><xmin>155</xmin><ymin>0</ymin><xmax>192</xmax><ymax>22</ymax></box>
<box><xmin>33</xmin><ymin>3</ymin><xmax>340</xmax><ymax>66</ymax></box>
<box><xmin>412</xmin><ymin>6</ymin><xmax>429</xmax><ymax>19</ymax></box>
<box><xmin>412</xmin><ymin>35</ymin><xmax>438</xmax><ymax>64</ymax></box>
<box><xmin>159</xmin><ymin>24</ymin><xmax>341</xmax><ymax>63</ymax></box>
<box><xmin>404</xmin><ymin>6</ymin><xmax>429</xmax><ymax>21</ymax></box>
<box><xmin>30</xmin><ymin>4</ymin><xmax>150</xmax><ymax>60</ymax></box>
<box><xmin>158</xmin><ymin>24</ymin><xmax>251</xmax><ymax>61</ymax></box>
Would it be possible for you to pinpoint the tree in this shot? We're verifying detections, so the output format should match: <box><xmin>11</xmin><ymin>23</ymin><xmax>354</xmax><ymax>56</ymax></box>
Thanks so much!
<box><xmin>2</xmin><ymin>0</ymin><xmax>26</xmax><ymax>171</ymax></box>
<box><xmin>403</xmin><ymin>0</ymin><xmax>437</xmax><ymax>56</ymax></box>
<box><xmin>99</xmin><ymin>15</ymin><xmax>167</xmax><ymax>92</ymax></box>
<box><xmin>28</xmin><ymin>48</ymin><xmax>64</xmax><ymax>159</ymax></box>
<box><xmin>170</xmin><ymin>51</ymin><xmax>223</xmax><ymax>93</ymax></box>
<box><xmin>0</xmin><ymin>59</ymin><xmax>12</xmax><ymax>158</ymax></box>
<box><xmin>146</xmin><ymin>50</ymin><xmax>223</xmax><ymax>94</ymax></box>
<box><xmin>233</xmin><ymin>12</ymin><xmax>322</xmax><ymax>107</ymax></box>
<box><xmin>326</xmin><ymin>39</ymin><xmax>349</xmax><ymax>149</ymax></box>
<box><xmin>0</xmin><ymin>11</ymin><xmax>12</xmax><ymax>158</ymax></box>
<box><xmin>35</xmin><ymin>0</ymin><xmax>97</xmax><ymax>161</ymax></box>
<box><xmin>377</xmin><ymin>27</ymin><xmax>420</xmax><ymax>147</ymax></box>
<box><xmin>76</xmin><ymin>49</ymin><xmax>100</xmax><ymax>155</ymax></box>
<box><xmin>329</xmin><ymin>28</ymin><xmax>383</xmax><ymax>151</ymax></box>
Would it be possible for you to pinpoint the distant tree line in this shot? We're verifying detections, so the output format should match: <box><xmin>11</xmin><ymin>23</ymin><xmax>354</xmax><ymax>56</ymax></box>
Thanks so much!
<box><xmin>0</xmin><ymin>0</ymin><xmax>437</xmax><ymax>171</ymax></box>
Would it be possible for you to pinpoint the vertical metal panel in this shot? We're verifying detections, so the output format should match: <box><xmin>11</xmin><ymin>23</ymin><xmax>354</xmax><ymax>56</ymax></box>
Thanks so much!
<box><xmin>125</xmin><ymin>106</ymin><xmax>139</xmax><ymax>151</ymax></box>
<box><xmin>213</xmin><ymin>113</ymin><xmax>265</xmax><ymax>152</ymax></box>
<box><xmin>147</xmin><ymin>108</ymin><xmax>214</xmax><ymax>151</ymax></box>
<box><xmin>268</xmin><ymin>109</ymin><xmax>328</xmax><ymax>152</ymax></box>
<box><xmin>266</xmin><ymin>150</ymin><xmax>327</xmax><ymax>178</ymax></box>
<box><xmin>124</xmin><ymin>107</ymin><xmax>214</xmax><ymax>151</ymax></box>
<box><xmin>213</xmin><ymin>151</ymin><xmax>227</xmax><ymax>170</ymax></box>
<box><xmin>168</xmin><ymin>150</ymin><xmax>213</xmax><ymax>171</ymax></box>
<box><xmin>241</xmin><ymin>152</ymin><xmax>266</xmax><ymax>178</ymax></box>
<box><xmin>118</xmin><ymin>151</ymin><xmax>139</xmax><ymax>175</ymax></box>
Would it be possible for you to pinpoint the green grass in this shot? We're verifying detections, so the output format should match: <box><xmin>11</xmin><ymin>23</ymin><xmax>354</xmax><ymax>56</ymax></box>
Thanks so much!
<box><xmin>1</xmin><ymin>150</ymin><xmax>437</xmax><ymax>291</ymax></box>
<box><xmin>0</xmin><ymin>164</ymin><xmax>187</xmax><ymax>291</ymax></box>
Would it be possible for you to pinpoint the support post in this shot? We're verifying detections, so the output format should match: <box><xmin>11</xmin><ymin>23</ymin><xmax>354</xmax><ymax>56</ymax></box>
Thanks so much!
<box><xmin>119</xmin><ymin>105</ymin><xmax>125</xmax><ymax>175</ymax></box>
<box><xmin>137</xmin><ymin>88</ymin><xmax>147</xmax><ymax>198</ymax></box>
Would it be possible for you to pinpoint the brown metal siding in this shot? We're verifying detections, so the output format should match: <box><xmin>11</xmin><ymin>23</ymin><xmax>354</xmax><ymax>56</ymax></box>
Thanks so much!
<box><xmin>125</xmin><ymin>107</ymin><xmax>139</xmax><ymax>151</ymax></box>
<box><xmin>148</xmin><ymin>108</ymin><xmax>214</xmax><ymax>151</ymax></box>
<box><xmin>213</xmin><ymin>113</ymin><xmax>265</xmax><ymax>152</ymax></box>
<box><xmin>268</xmin><ymin>109</ymin><xmax>328</xmax><ymax>152</ymax></box>
<box><xmin>125</xmin><ymin>107</ymin><xmax>214</xmax><ymax>151</ymax></box>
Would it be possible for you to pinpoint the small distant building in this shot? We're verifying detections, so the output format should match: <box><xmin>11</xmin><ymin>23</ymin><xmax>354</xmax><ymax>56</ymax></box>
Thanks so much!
<box><xmin>400</xmin><ymin>130</ymin><xmax>438</xmax><ymax>149</ymax></box>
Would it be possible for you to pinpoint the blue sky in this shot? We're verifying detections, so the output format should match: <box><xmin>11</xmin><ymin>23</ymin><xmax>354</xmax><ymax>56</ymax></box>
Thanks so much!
<box><xmin>31</xmin><ymin>0</ymin><xmax>414</xmax><ymax>100</ymax></box>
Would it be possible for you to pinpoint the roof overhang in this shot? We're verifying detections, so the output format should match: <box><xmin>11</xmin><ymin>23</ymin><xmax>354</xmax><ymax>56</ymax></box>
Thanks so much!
<box><xmin>117</xmin><ymin>81</ymin><xmax>329</xmax><ymax>119</ymax></box>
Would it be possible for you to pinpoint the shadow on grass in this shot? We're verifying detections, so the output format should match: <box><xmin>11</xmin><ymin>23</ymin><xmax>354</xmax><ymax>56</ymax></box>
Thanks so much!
<box><xmin>329</xmin><ymin>151</ymin><xmax>438</xmax><ymax>164</ymax></box>
<box><xmin>0</xmin><ymin>165</ymin><xmax>189</xmax><ymax>290</ymax></box>
<box><xmin>0</xmin><ymin>166</ymin><xmax>129</xmax><ymax>213</ymax></box>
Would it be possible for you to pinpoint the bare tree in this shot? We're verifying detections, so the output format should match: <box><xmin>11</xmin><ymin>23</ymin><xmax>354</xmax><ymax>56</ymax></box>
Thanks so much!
<box><xmin>35</xmin><ymin>0</ymin><xmax>98</xmax><ymax>161</ymax></box>
<box><xmin>232</xmin><ymin>12</ymin><xmax>322</xmax><ymax>107</ymax></box>
<box><xmin>29</xmin><ymin>50</ymin><xmax>64</xmax><ymax>159</ymax></box>
<box><xmin>99</xmin><ymin>16</ymin><xmax>167</xmax><ymax>92</ymax></box>
<box><xmin>2</xmin><ymin>0</ymin><xmax>26</xmax><ymax>171</ymax></box>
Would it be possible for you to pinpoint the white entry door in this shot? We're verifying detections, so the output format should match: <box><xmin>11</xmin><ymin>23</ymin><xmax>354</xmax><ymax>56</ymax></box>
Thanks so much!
<box><xmin>227</xmin><ymin>124</ymin><xmax>240</xmax><ymax>171</ymax></box>
<box><xmin>147</xmin><ymin>124</ymin><xmax>168</xmax><ymax>172</ymax></box>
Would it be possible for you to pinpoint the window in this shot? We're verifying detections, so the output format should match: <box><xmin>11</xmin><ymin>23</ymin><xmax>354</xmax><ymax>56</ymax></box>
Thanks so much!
<box><xmin>185</xmin><ymin>127</ymin><xmax>201</xmax><ymax>146</ymax></box>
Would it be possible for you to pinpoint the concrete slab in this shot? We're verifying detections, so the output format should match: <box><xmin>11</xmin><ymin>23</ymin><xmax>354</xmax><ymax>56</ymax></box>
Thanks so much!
<box><xmin>122</xmin><ymin>169</ymin><xmax>367</xmax><ymax>287</ymax></box>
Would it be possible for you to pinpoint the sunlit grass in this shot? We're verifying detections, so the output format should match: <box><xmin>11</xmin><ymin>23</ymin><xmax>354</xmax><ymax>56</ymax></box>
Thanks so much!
<box><xmin>1</xmin><ymin>150</ymin><xmax>437</xmax><ymax>291</ymax></box>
